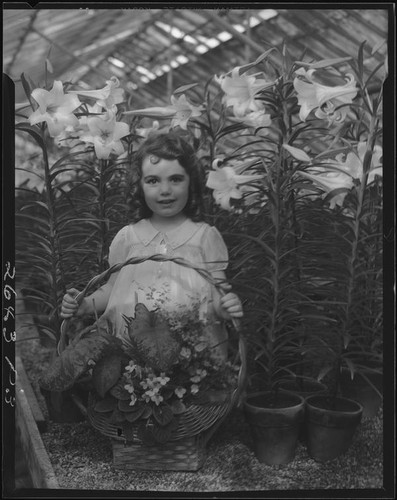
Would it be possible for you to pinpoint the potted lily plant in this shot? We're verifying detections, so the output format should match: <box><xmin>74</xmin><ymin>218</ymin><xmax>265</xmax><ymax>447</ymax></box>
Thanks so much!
<box><xmin>283</xmin><ymin>42</ymin><xmax>384</xmax><ymax>460</ymax></box>
<box><xmin>200</xmin><ymin>46</ymin><xmax>333</xmax><ymax>465</ymax></box>
<box><xmin>15</xmin><ymin>67</ymin><xmax>134</xmax><ymax>421</ymax></box>
<box><xmin>202</xmin><ymin>41</ymin><xmax>384</xmax><ymax>463</ymax></box>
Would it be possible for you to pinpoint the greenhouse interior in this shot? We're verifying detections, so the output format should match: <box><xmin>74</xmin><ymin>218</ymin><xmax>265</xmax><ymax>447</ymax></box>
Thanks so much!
<box><xmin>4</xmin><ymin>6</ymin><xmax>394</xmax><ymax>495</ymax></box>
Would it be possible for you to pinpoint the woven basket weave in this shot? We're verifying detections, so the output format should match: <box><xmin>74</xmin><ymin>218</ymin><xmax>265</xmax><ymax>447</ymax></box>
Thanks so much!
<box><xmin>60</xmin><ymin>254</ymin><xmax>246</xmax><ymax>471</ymax></box>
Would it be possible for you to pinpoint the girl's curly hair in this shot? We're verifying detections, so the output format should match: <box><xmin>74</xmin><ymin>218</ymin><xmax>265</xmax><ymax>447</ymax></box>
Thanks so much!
<box><xmin>127</xmin><ymin>132</ymin><xmax>205</xmax><ymax>222</ymax></box>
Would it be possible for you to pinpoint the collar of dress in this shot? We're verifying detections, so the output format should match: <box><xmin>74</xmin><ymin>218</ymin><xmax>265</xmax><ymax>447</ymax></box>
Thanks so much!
<box><xmin>133</xmin><ymin>218</ymin><xmax>204</xmax><ymax>249</ymax></box>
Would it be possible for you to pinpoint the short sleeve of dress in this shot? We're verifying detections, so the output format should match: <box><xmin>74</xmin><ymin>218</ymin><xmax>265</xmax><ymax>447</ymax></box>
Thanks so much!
<box><xmin>201</xmin><ymin>225</ymin><xmax>229</xmax><ymax>272</ymax></box>
<box><xmin>108</xmin><ymin>225</ymin><xmax>130</xmax><ymax>266</ymax></box>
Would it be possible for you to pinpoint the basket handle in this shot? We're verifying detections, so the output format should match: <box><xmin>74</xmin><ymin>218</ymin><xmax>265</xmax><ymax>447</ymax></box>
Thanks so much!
<box><xmin>58</xmin><ymin>254</ymin><xmax>241</xmax><ymax>354</ymax></box>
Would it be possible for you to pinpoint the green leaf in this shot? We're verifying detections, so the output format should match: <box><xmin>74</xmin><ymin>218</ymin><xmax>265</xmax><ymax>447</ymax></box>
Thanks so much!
<box><xmin>94</xmin><ymin>396</ymin><xmax>117</xmax><ymax>413</ymax></box>
<box><xmin>110</xmin><ymin>381</ymin><xmax>131</xmax><ymax>400</ymax></box>
<box><xmin>168</xmin><ymin>399</ymin><xmax>187</xmax><ymax>415</ymax></box>
<box><xmin>109</xmin><ymin>408</ymin><xmax>126</xmax><ymax>423</ymax></box>
<box><xmin>283</xmin><ymin>144</ymin><xmax>311</xmax><ymax>162</ymax></box>
<box><xmin>124</xmin><ymin>404</ymin><xmax>147</xmax><ymax>422</ymax></box>
<box><xmin>238</xmin><ymin>48</ymin><xmax>275</xmax><ymax>75</ymax></box>
<box><xmin>124</xmin><ymin>303</ymin><xmax>180</xmax><ymax>371</ymax></box>
<box><xmin>39</xmin><ymin>328</ymin><xmax>123</xmax><ymax>392</ymax></box>
<box><xmin>141</xmin><ymin>406</ymin><xmax>153</xmax><ymax>419</ymax></box>
<box><xmin>15</xmin><ymin>122</ymin><xmax>45</xmax><ymax>150</ymax></box>
<box><xmin>92</xmin><ymin>353</ymin><xmax>123</xmax><ymax>399</ymax></box>
<box><xmin>317</xmin><ymin>365</ymin><xmax>333</xmax><ymax>382</ymax></box>
<box><xmin>20</xmin><ymin>72</ymin><xmax>37</xmax><ymax>107</ymax></box>
<box><xmin>152</xmin><ymin>403</ymin><xmax>174</xmax><ymax>427</ymax></box>
<box><xmin>118</xmin><ymin>399</ymin><xmax>141</xmax><ymax>413</ymax></box>
<box><xmin>173</xmin><ymin>83</ymin><xmax>199</xmax><ymax>94</ymax></box>
<box><xmin>295</xmin><ymin>57</ymin><xmax>352</xmax><ymax>69</ymax></box>
<box><xmin>357</xmin><ymin>41</ymin><xmax>366</xmax><ymax>81</ymax></box>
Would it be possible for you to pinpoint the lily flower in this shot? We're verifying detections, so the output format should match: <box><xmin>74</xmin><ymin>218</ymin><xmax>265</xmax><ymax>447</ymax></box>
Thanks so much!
<box><xmin>206</xmin><ymin>158</ymin><xmax>263</xmax><ymax>210</ymax></box>
<box><xmin>136</xmin><ymin>120</ymin><xmax>160</xmax><ymax>139</ymax></box>
<box><xmin>299</xmin><ymin>166</ymin><xmax>354</xmax><ymax>209</ymax></box>
<box><xmin>355</xmin><ymin>141</ymin><xmax>383</xmax><ymax>183</ymax></box>
<box><xmin>29</xmin><ymin>80</ymin><xmax>81</xmax><ymax>137</ymax></box>
<box><xmin>240</xmin><ymin>110</ymin><xmax>272</xmax><ymax>130</ymax></box>
<box><xmin>123</xmin><ymin>94</ymin><xmax>204</xmax><ymax>130</ymax></box>
<box><xmin>68</xmin><ymin>76</ymin><xmax>124</xmax><ymax>111</ymax></box>
<box><xmin>79</xmin><ymin>110</ymin><xmax>130</xmax><ymax>159</ymax></box>
<box><xmin>298</xmin><ymin>142</ymin><xmax>382</xmax><ymax>208</ymax></box>
<box><xmin>56</xmin><ymin>103</ymin><xmax>104</xmax><ymax>149</ymax></box>
<box><xmin>293</xmin><ymin>68</ymin><xmax>358</xmax><ymax>123</ymax></box>
<box><xmin>216</xmin><ymin>67</ymin><xmax>273</xmax><ymax>117</ymax></box>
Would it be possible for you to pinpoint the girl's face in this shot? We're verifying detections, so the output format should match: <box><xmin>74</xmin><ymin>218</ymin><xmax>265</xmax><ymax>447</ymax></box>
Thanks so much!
<box><xmin>141</xmin><ymin>156</ymin><xmax>190</xmax><ymax>222</ymax></box>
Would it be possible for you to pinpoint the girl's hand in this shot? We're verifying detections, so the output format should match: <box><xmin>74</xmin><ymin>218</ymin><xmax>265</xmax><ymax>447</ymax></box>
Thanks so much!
<box><xmin>60</xmin><ymin>288</ymin><xmax>81</xmax><ymax>319</ymax></box>
<box><xmin>219</xmin><ymin>292</ymin><xmax>243</xmax><ymax>319</ymax></box>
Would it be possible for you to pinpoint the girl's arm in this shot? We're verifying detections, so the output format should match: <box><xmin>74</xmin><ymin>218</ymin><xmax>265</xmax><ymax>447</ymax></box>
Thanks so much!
<box><xmin>211</xmin><ymin>270</ymin><xmax>243</xmax><ymax>319</ymax></box>
<box><xmin>77</xmin><ymin>284</ymin><xmax>112</xmax><ymax>316</ymax></box>
<box><xmin>61</xmin><ymin>272</ymin><xmax>118</xmax><ymax>319</ymax></box>
<box><xmin>78</xmin><ymin>271</ymin><xmax>119</xmax><ymax>316</ymax></box>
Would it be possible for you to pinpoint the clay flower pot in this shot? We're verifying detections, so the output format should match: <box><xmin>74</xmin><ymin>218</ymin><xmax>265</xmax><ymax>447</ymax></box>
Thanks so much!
<box><xmin>244</xmin><ymin>391</ymin><xmax>305</xmax><ymax>465</ymax></box>
<box><xmin>279</xmin><ymin>377</ymin><xmax>328</xmax><ymax>442</ymax></box>
<box><xmin>339</xmin><ymin>368</ymin><xmax>383</xmax><ymax>418</ymax></box>
<box><xmin>305</xmin><ymin>395</ymin><xmax>363</xmax><ymax>462</ymax></box>
<box><xmin>279</xmin><ymin>376</ymin><xmax>328</xmax><ymax>399</ymax></box>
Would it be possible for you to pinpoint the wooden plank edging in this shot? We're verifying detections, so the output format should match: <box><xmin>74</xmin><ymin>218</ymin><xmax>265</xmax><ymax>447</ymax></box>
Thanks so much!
<box><xmin>16</xmin><ymin>356</ymin><xmax>59</xmax><ymax>489</ymax></box>
<box><xmin>15</xmin><ymin>357</ymin><xmax>47</xmax><ymax>432</ymax></box>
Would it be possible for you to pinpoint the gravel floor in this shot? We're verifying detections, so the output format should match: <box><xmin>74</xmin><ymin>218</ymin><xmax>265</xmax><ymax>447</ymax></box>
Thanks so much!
<box><xmin>16</xmin><ymin>314</ymin><xmax>385</xmax><ymax>493</ymax></box>
<box><xmin>39</xmin><ymin>407</ymin><xmax>384</xmax><ymax>492</ymax></box>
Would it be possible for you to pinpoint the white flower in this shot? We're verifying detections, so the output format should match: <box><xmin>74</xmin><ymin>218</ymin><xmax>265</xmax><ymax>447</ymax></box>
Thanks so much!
<box><xmin>68</xmin><ymin>76</ymin><xmax>124</xmax><ymax>111</ymax></box>
<box><xmin>29</xmin><ymin>80</ymin><xmax>81</xmax><ymax>137</ymax></box>
<box><xmin>79</xmin><ymin>110</ymin><xmax>130</xmax><ymax>159</ymax></box>
<box><xmin>298</xmin><ymin>142</ymin><xmax>382</xmax><ymax>208</ymax></box>
<box><xmin>293</xmin><ymin>68</ymin><xmax>358</xmax><ymax>123</ymax></box>
<box><xmin>217</xmin><ymin>67</ymin><xmax>273</xmax><ymax>117</ymax></box>
<box><xmin>124</xmin><ymin>94</ymin><xmax>204</xmax><ymax>130</ymax></box>
<box><xmin>175</xmin><ymin>387</ymin><xmax>187</xmax><ymax>398</ymax></box>
<box><xmin>190</xmin><ymin>384</ymin><xmax>199</xmax><ymax>395</ymax></box>
<box><xmin>241</xmin><ymin>110</ymin><xmax>272</xmax><ymax>130</ymax></box>
<box><xmin>206</xmin><ymin>158</ymin><xmax>263</xmax><ymax>210</ymax></box>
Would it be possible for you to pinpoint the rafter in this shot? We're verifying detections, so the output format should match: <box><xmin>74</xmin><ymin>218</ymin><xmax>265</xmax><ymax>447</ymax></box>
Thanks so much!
<box><xmin>5</xmin><ymin>11</ymin><xmax>39</xmax><ymax>75</ymax></box>
<box><xmin>30</xmin><ymin>26</ymin><xmax>109</xmax><ymax>80</ymax></box>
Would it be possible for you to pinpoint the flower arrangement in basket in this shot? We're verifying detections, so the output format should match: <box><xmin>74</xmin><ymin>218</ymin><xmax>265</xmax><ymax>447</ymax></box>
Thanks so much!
<box><xmin>89</xmin><ymin>300</ymin><xmax>241</xmax><ymax>446</ymax></box>
<box><xmin>39</xmin><ymin>255</ymin><xmax>246</xmax><ymax>471</ymax></box>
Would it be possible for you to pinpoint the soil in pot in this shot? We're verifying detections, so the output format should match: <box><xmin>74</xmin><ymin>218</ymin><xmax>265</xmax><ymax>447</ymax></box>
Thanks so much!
<box><xmin>339</xmin><ymin>369</ymin><xmax>383</xmax><ymax>418</ymax></box>
<box><xmin>244</xmin><ymin>391</ymin><xmax>305</xmax><ymax>465</ymax></box>
<box><xmin>305</xmin><ymin>395</ymin><xmax>363</xmax><ymax>462</ymax></box>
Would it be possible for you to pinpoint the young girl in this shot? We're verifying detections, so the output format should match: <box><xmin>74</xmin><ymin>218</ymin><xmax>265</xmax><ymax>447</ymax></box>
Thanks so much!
<box><xmin>61</xmin><ymin>132</ymin><xmax>243</xmax><ymax>359</ymax></box>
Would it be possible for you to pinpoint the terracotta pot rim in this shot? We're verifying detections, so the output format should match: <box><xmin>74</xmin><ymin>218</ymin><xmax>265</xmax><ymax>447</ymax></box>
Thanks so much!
<box><xmin>244</xmin><ymin>390</ymin><xmax>305</xmax><ymax>411</ymax></box>
<box><xmin>305</xmin><ymin>395</ymin><xmax>363</xmax><ymax>415</ymax></box>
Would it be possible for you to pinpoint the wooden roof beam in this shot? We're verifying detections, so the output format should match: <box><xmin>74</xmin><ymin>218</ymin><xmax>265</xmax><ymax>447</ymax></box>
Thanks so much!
<box><xmin>30</xmin><ymin>26</ymin><xmax>109</xmax><ymax>80</ymax></box>
<box><xmin>200</xmin><ymin>10</ymin><xmax>266</xmax><ymax>56</ymax></box>
<box><xmin>5</xmin><ymin>11</ymin><xmax>39</xmax><ymax>75</ymax></box>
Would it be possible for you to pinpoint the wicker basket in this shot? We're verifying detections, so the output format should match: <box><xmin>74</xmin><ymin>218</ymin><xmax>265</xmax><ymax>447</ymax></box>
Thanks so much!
<box><xmin>60</xmin><ymin>254</ymin><xmax>246</xmax><ymax>471</ymax></box>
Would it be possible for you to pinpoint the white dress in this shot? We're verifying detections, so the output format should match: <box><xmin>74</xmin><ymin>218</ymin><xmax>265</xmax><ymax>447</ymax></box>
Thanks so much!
<box><xmin>99</xmin><ymin>218</ymin><xmax>229</xmax><ymax>359</ymax></box>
